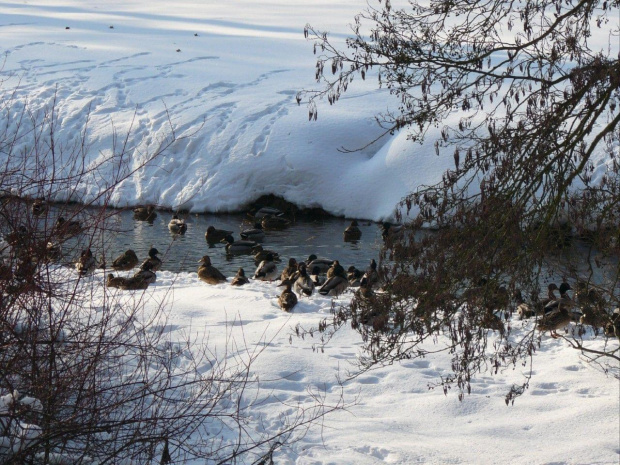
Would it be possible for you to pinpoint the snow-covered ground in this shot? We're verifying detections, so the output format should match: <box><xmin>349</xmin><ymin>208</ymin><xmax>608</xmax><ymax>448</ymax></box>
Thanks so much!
<box><xmin>1</xmin><ymin>2</ymin><xmax>619</xmax><ymax>464</ymax></box>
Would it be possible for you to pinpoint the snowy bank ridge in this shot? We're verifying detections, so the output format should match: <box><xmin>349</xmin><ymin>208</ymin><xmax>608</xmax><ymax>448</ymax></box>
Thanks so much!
<box><xmin>0</xmin><ymin>0</ymin><xmax>450</xmax><ymax>222</ymax></box>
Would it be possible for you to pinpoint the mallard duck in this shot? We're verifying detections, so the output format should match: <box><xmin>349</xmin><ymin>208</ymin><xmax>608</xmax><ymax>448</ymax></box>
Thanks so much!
<box><xmin>106</xmin><ymin>273</ymin><xmax>126</xmax><ymax>288</ymax></box>
<box><xmin>293</xmin><ymin>263</ymin><xmax>314</xmax><ymax>297</ymax></box>
<box><xmin>205</xmin><ymin>225</ymin><xmax>234</xmax><ymax>245</ymax></box>
<box><xmin>76</xmin><ymin>248</ymin><xmax>97</xmax><ymax>276</ymax></box>
<box><xmin>381</xmin><ymin>222</ymin><xmax>404</xmax><ymax>242</ymax></box>
<box><xmin>134</xmin><ymin>205</ymin><xmax>157</xmax><ymax>221</ymax></box>
<box><xmin>197</xmin><ymin>255</ymin><xmax>227</xmax><ymax>284</ymax></box>
<box><xmin>252</xmin><ymin>245</ymin><xmax>280</xmax><ymax>263</ymax></box>
<box><xmin>310</xmin><ymin>266</ymin><xmax>325</xmax><ymax>286</ymax></box>
<box><xmin>362</xmin><ymin>259</ymin><xmax>380</xmax><ymax>289</ymax></box>
<box><xmin>56</xmin><ymin>217</ymin><xmax>83</xmax><ymax>236</ymax></box>
<box><xmin>118</xmin><ymin>275</ymin><xmax>150</xmax><ymax>290</ymax></box>
<box><xmin>231</xmin><ymin>267</ymin><xmax>250</xmax><ymax>286</ymax></box>
<box><xmin>537</xmin><ymin>303</ymin><xmax>571</xmax><ymax>338</ymax></box>
<box><xmin>306</xmin><ymin>254</ymin><xmax>334</xmax><ymax>274</ymax></box>
<box><xmin>327</xmin><ymin>260</ymin><xmax>346</xmax><ymax>279</ymax></box>
<box><xmin>261</xmin><ymin>215</ymin><xmax>291</xmax><ymax>230</ymax></box>
<box><xmin>133</xmin><ymin>261</ymin><xmax>157</xmax><ymax>284</ymax></box>
<box><xmin>343</xmin><ymin>220</ymin><xmax>362</xmax><ymax>242</ymax></box>
<box><xmin>168</xmin><ymin>214</ymin><xmax>187</xmax><ymax>234</ymax></box>
<box><xmin>31</xmin><ymin>199</ymin><xmax>47</xmax><ymax>216</ymax></box>
<box><xmin>278</xmin><ymin>279</ymin><xmax>298</xmax><ymax>312</ymax></box>
<box><xmin>280</xmin><ymin>258</ymin><xmax>299</xmax><ymax>282</ymax></box>
<box><xmin>543</xmin><ymin>282</ymin><xmax>574</xmax><ymax>313</ymax></box>
<box><xmin>254</xmin><ymin>253</ymin><xmax>278</xmax><ymax>281</ymax></box>
<box><xmin>347</xmin><ymin>266</ymin><xmax>364</xmax><ymax>287</ymax></box>
<box><xmin>111</xmin><ymin>249</ymin><xmax>139</xmax><ymax>271</ymax></box>
<box><xmin>140</xmin><ymin>247</ymin><xmax>162</xmax><ymax>272</ymax></box>
<box><xmin>318</xmin><ymin>274</ymin><xmax>349</xmax><ymax>297</ymax></box>
<box><xmin>604</xmin><ymin>308</ymin><xmax>619</xmax><ymax>338</ymax></box>
<box><xmin>221</xmin><ymin>234</ymin><xmax>258</xmax><ymax>255</ymax></box>
<box><xmin>249</xmin><ymin>206</ymin><xmax>284</xmax><ymax>221</ymax></box>
<box><xmin>240</xmin><ymin>223</ymin><xmax>265</xmax><ymax>242</ymax></box>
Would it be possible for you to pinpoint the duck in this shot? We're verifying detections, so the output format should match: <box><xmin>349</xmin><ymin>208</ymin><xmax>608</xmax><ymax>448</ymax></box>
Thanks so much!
<box><xmin>240</xmin><ymin>223</ymin><xmax>265</xmax><ymax>242</ymax></box>
<box><xmin>197</xmin><ymin>255</ymin><xmax>227</xmax><ymax>284</ymax></box>
<box><xmin>111</xmin><ymin>249</ymin><xmax>139</xmax><ymax>271</ymax></box>
<box><xmin>133</xmin><ymin>261</ymin><xmax>157</xmax><ymax>285</ymax></box>
<box><xmin>231</xmin><ymin>268</ymin><xmax>250</xmax><ymax>286</ymax></box>
<box><xmin>327</xmin><ymin>260</ymin><xmax>346</xmax><ymax>279</ymax></box>
<box><xmin>45</xmin><ymin>241</ymin><xmax>62</xmax><ymax>262</ymax></box>
<box><xmin>254</xmin><ymin>253</ymin><xmax>278</xmax><ymax>281</ymax></box>
<box><xmin>280</xmin><ymin>258</ymin><xmax>299</xmax><ymax>282</ymax></box>
<box><xmin>343</xmin><ymin>220</ymin><xmax>362</xmax><ymax>242</ymax></box>
<box><xmin>31</xmin><ymin>199</ymin><xmax>47</xmax><ymax>216</ymax></box>
<box><xmin>205</xmin><ymin>226</ymin><xmax>234</xmax><ymax>245</ymax></box>
<box><xmin>537</xmin><ymin>300</ymin><xmax>572</xmax><ymax>338</ymax></box>
<box><xmin>140</xmin><ymin>247</ymin><xmax>162</xmax><ymax>272</ymax></box>
<box><xmin>249</xmin><ymin>206</ymin><xmax>285</xmax><ymax>221</ymax></box>
<box><xmin>252</xmin><ymin>245</ymin><xmax>280</xmax><ymax>263</ymax></box>
<box><xmin>56</xmin><ymin>217</ymin><xmax>83</xmax><ymax>236</ymax></box>
<box><xmin>347</xmin><ymin>266</ymin><xmax>364</xmax><ymax>287</ymax></box>
<box><xmin>107</xmin><ymin>273</ymin><xmax>150</xmax><ymax>290</ymax></box>
<box><xmin>604</xmin><ymin>308</ymin><xmax>619</xmax><ymax>338</ymax></box>
<box><xmin>305</xmin><ymin>254</ymin><xmax>334</xmax><ymax>274</ymax></box>
<box><xmin>221</xmin><ymin>234</ymin><xmax>258</xmax><ymax>255</ymax></box>
<box><xmin>293</xmin><ymin>263</ymin><xmax>314</xmax><ymax>297</ymax></box>
<box><xmin>381</xmin><ymin>222</ymin><xmax>404</xmax><ymax>242</ymax></box>
<box><xmin>76</xmin><ymin>248</ymin><xmax>97</xmax><ymax>276</ymax></box>
<box><xmin>168</xmin><ymin>214</ymin><xmax>187</xmax><ymax>234</ymax></box>
<box><xmin>577</xmin><ymin>286</ymin><xmax>610</xmax><ymax>327</ymax></box>
<box><xmin>278</xmin><ymin>279</ymin><xmax>298</xmax><ymax>312</ymax></box>
<box><xmin>318</xmin><ymin>273</ymin><xmax>349</xmax><ymax>297</ymax></box>
<box><xmin>543</xmin><ymin>282</ymin><xmax>574</xmax><ymax>313</ymax></box>
<box><xmin>362</xmin><ymin>259</ymin><xmax>380</xmax><ymax>289</ymax></box>
<box><xmin>133</xmin><ymin>205</ymin><xmax>157</xmax><ymax>221</ymax></box>
<box><xmin>261</xmin><ymin>215</ymin><xmax>291</xmax><ymax>230</ymax></box>
<box><xmin>106</xmin><ymin>273</ymin><xmax>126</xmax><ymax>288</ymax></box>
<box><xmin>310</xmin><ymin>266</ymin><xmax>325</xmax><ymax>286</ymax></box>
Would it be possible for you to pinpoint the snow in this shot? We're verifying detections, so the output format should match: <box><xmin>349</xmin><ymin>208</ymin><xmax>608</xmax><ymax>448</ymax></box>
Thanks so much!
<box><xmin>1</xmin><ymin>1</ymin><xmax>619</xmax><ymax>464</ymax></box>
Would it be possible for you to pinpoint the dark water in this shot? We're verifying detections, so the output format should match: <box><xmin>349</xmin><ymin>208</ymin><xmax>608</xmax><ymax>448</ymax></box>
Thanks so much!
<box><xmin>100</xmin><ymin>210</ymin><xmax>383</xmax><ymax>277</ymax></box>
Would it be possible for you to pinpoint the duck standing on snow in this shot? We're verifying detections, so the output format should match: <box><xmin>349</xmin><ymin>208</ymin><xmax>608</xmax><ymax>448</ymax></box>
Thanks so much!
<box><xmin>319</xmin><ymin>263</ymin><xmax>349</xmax><ymax>297</ymax></box>
<box><xmin>254</xmin><ymin>253</ymin><xmax>278</xmax><ymax>281</ymax></box>
<box><xmin>363</xmin><ymin>259</ymin><xmax>380</xmax><ymax>289</ymax></box>
<box><xmin>310</xmin><ymin>266</ymin><xmax>324</xmax><ymax>287</ymax></box>
<box><xmin>197</xmin><ymin>255</ymin><xmax>227</xmax><ymax>284</ymax></box>
<box><xmin>168</xmin><ymin>214</ymin><xmax>187</xmax><ymax>234</ymax></box>
<box><xmin>537</xmin><ymin>301</ymin><xmax>572</xmax><ymax>338</ymax></box>
<box><xmin>278</xmin><ymin>279</ymin><xmax>298</xmax><ymax>312</ymax></box>
<box><xmin>231</xmin><ymin>268</ymin><xmax>250</xmax><ymax>286</ymax></box>
<box><xmin>133</xmin><ymin>260</ymin><xmax>157</xmax><ymax>285</ymax></box>
<box><xmin>343</xmin><ymin>220</ymin><xmax>362</xmax><ymax>242</ymax></box>
<box><xmin>111</xmin><ymin>249</ymin><xmax>139</xmax><ymax>271</ymax></box>
<box><xmin>306</xmin><ymin>254</ymin><xmax>334</xmax><ymax>274</ymax></box>
<box><xmin>140</xmin><ymin>247</ymin><xmax>162</xmax><ymax>272</ymax></box>
<box><xmin>76</xmin><ymin>249</ymin><xmax>97</xmax><ymax>276</ymax></box>
<box><xmin>206</xmin><ymin>225</ymin><xmax>233</xmax><ymax>245</ymax></box>
<box><xmin>280</xmin><ymin>258</ymin><xmax>299</xmax><ymax>282</ymax></box>
<box><xmin>293</xmin><ymin>263</ymin><xmax>314</xmax><ymax>297</ymax></box>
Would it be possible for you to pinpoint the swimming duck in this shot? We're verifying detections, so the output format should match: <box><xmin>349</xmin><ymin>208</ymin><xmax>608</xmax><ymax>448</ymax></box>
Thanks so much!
<box><xmin>261</xmin><ymin>215</ymin><xmax>291</xmax><ymax>230</ymax></box>
<box><xmin>133</xmin><ymin>261</ymin><xmax>157</xmax><ymax>284</ymax></box>
<box><xmin>56</xmin><ymin>217</ymin><xmax>83</xmax><ymax>236</ymax></box>
<box><xmin>318</xmin><ymin>273</ymin><xmax>349</xmax><ymax>297</ymax></box>
<box><xmin>140</xmin><ymin>247</ymin><xmax>162</xmax><ymax>272</ymax></box>
<box><xmin>31</xmin><ymin>199</ymin><xmax>47</xmax><ymax>216</ymax></box>
<box><xmin>280</xmin><ymin>258</ymin><xmax>299</xmax><ymax>282</ymax></box>
<box><xmin>278</xmin><ymin>279</ymin><xmax>298</xmax><ymax>312</ymax></box>
<box><xmin>249</xmin><ymin>206</ymin><xmax>285</xmax><ymax>221</ymax></box>
<box><xmin>231</xmin><ymin>267</ymin><xmax>250</xmax><ymax>286</ymax></box>
<box><xmin>197</xmin><ymin>255</ymin><xmax>227</xmax><ymax>284</ymax></box>
<box><xmin>343</xmin><ymin>220</ymin><xmax>362</xmax><ymax>242</ymax></box>
<box><xmin>76</xmin><ymin>248</ymin><xmax>97</xmax><ymax>276</ymax></box>
<box><xmin>293</xmin><ymin>263</ymin><xmax>314</xmax><ymax>297</ymax></box>
<box><xmin>221</xmin><ymin>234</ymin><xmax>258</xmax><ymax>255</ymax></box>
<box><xmin>133</xmin><ymin>205</ymin><xmax>157</xmax><ymax>221</ymax></box>
<box><xmin>327</xmin><ymin>260</ymin><xmax>346</xmax><ymax>279</ymax></box>
<box><xmin>205</xmin><ymin>226</ymin><xmax>234</xmax><ymax>245</ymax></box>
<box><xmin>254</xmin><ymin>253</ymin><xmax>278</xmax><ymax>281</ymax></box>
<box><xmin>310</xmin><ymin>266</ymin><xmax>325</xmax><ymax>286</ymax></box>
<box><xmin>240</xmin><ymin>223</ymin><xmax>265</xmax><ymax>242</ymax></box>
<box><xmin>305</xmin><ymin>254</ymin><xmax>334</xmax><ymax>274</ymax></box>
<box><xmin>111</xmin><ymin>249</ymin><xmax>139</xmax><ymax>271</ymax></box>
<box><xmin>168</xmin><ymin>214</ymin><xmax>187</xmax><ymax>234</ymax></box>
<box><xmin>252</xmin><ymin>245</ymin><xmax>280</xmax><ymax>263</ymax></box>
